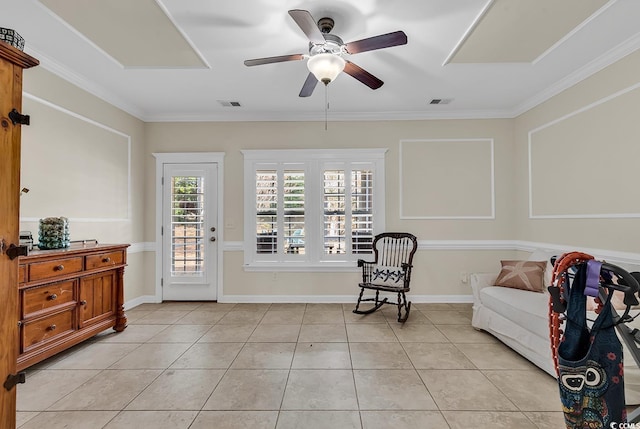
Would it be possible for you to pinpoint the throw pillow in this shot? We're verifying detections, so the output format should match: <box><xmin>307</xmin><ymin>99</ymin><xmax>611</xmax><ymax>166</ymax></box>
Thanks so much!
<box><xmin>527</xmin><ymin>249</ymin><xmax>557</xmax><ymax>287</ymax></box>
<box><xmin>495</xmin><ymin>260</ymin><xmax>547</xmax><ymax>293</ymax></box>
<box><xmin>371</xmin><ymin>265</ymin><xmax>405</xmax><ymax>287</ymax></box>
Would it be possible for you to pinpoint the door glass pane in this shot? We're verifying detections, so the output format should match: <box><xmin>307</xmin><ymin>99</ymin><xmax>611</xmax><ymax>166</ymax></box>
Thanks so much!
<box><xmin>171</xmin><ymin>176</ymin><xmax>205</xmax><ymax>276</ymax></box>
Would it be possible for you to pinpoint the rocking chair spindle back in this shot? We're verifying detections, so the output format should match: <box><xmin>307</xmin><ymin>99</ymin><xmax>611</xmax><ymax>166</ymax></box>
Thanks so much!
<box><xmin>353</xmin><ymin>232</ymin><xmax>418</xmax><ymax>323</ymax></box>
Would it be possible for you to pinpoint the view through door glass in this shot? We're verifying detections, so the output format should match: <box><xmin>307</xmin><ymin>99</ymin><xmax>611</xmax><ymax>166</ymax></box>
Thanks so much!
<box><xmin>172</xmin><ymin>175</ymin><xmax>205</xmax><ymax>275</ymax></box>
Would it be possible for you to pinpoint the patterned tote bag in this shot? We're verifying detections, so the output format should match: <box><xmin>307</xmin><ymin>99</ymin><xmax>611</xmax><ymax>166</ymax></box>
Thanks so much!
<box><xmin>557</xmin><ymin>263</ymin><xmax>626</xmax><ymax>428</ymax></box>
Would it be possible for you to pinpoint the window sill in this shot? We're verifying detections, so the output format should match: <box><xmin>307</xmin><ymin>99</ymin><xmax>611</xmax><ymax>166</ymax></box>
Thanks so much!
<box><xmin>243</xmin><ymin>261</ymin><xmax>361</xmax><ymax>273</ymax></box>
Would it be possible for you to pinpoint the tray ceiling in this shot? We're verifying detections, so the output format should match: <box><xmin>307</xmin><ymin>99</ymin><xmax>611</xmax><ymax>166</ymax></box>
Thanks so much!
<box><xmin>39</xmin><ymin>0</ymin><xmax>207</xmax><ymax>68</ymax></box>
<box><xmin>2</xmin><ymin>0</ymin><xmax>639</xmax><ymax>121</ymax></box>
<box><xmin>448</xmin><ymin>0</ymin><xmax>609</xmax><ymax>63</ymax></box>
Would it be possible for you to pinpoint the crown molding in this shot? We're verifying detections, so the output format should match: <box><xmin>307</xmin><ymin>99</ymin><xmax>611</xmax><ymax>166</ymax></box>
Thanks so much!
<box><xmin>24</xmin><ymin>32</ymin><xmax>640</xmax><ymax>123</ymax></box>
<box><xmin>512</xmin><ymin>31</ymin><xmax>640</xmax><ymax>117</ymax></box>
<box><xmin>144</xmin><ymin>108</ymin><xmax>514</xmax><ymax>123</ymax></box>
<box><xmin>24</xmin><ymin>45</ymin><xmax>147</xmax><ymax>120</ymax></box>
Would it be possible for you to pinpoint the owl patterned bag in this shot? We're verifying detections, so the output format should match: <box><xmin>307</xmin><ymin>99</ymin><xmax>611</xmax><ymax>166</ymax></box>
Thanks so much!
<box><xmin>557</xmin><ymin>263</ymin><xmax>626</xmax><ymax>428</ymax></box>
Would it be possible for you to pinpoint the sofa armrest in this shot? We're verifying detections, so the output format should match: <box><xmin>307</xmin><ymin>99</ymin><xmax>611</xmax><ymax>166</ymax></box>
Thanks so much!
<box><xmin>470</xmin><ymin>272</ymin><xmax>498</xmax><ymax>302</ymax></box>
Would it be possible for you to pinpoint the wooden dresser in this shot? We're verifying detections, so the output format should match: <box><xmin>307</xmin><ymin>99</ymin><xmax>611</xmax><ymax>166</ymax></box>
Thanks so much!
<box><xmin>17</xmin><ymin>243</ymin><xmax>129</xmax><ymax>370</ymax></box>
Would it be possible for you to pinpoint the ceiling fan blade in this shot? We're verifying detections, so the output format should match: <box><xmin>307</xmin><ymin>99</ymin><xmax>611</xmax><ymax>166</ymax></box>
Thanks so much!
<box><xmin>299</xmin><ymin>73</ymin><xmax>318</xmax><ymax>97</ymax></box>
<box><xmin>244</xmin><ymin>54</ymin><xmax>304</xmax><ymax>67</ymax></box>
<box><xmin>345</xmin><ymin>31</ymin><xmax>407</xmax><ymax>54</ymax></box>
<box><xmin>344</xmin><ymin>61</ymin><xmax>384</xmax><ymax>90</ymax></box>
<box><xmin>288</xmin><ymin>9</ymin><xmax>325</xmax><ymax>45</ymax></box>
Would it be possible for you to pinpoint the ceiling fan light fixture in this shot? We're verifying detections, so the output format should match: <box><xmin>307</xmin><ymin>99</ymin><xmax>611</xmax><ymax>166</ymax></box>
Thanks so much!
<box><xmin>307</xmin><ymin>53</ymin><xmax>345</xmax><ymax>85</ymax></box>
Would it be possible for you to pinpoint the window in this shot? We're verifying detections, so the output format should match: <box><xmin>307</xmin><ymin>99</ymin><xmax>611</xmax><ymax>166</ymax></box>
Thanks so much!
<box><xmin>243</xmin><ymin>149</ymin><xmax>386</xmax><ymax>270</ymax></box>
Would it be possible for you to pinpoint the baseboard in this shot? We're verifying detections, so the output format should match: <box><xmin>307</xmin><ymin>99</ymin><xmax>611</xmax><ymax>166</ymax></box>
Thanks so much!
<box><xmin>125</xmin><ymin>294</ymin><xmax>473</xmax><ymax>306</ymax></box>
<box><xmin>217</xmin><ymin>295</ymin><xmax>357</xmax><ymax>304</ymax></box>
<box><xmin>217</xmin><ymin>294</ymin><xmax>473</xmax><ymax>304</ymax></box>
<box><xmin>413</xmin><ymin>294</ymin><xmax>474</xmax><ymax>303</ymax></box>
<box><xmin>124</xmin><ymin>295</ymin><xmax>160</xmax><ymax>309</ymax></box>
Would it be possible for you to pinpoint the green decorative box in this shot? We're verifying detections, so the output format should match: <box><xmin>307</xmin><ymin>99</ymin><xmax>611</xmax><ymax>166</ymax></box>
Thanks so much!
<box><xmin>0</xmin><ymin>28</ymin><xmax>25</xmax><ymax>51</ymax></box>
<box><xmin>38</xmin><ymin>217</ymin><xmax>70</xmax><ymax>249</ymax></box>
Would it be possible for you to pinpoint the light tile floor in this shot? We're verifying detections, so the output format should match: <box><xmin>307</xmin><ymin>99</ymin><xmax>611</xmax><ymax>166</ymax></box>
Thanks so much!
<box><xmin>16</xmin><ymin>302</ymin><xmax>566</xmax><ymax>429</ymax></box>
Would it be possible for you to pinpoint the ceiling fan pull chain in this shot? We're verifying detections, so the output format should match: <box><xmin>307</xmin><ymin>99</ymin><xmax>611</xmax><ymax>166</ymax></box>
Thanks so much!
<box><xmin>325</xmin><ymin>84</ymin><xmax>328</xmax><ymax>131</ymax></box>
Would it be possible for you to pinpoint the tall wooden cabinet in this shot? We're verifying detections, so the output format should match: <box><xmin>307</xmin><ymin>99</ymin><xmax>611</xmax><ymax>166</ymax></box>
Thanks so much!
<box><xmin>0</xmin><ymin>41</ymin><xmax>38</xmax><ymax>429</ymax></box>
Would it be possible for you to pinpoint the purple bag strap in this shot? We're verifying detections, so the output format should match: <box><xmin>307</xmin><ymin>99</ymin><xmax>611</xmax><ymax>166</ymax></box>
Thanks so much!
<box><xmin>584</xmin><ymin>259</ymin><xmax>602</xmax><ymax>297</ymax></box>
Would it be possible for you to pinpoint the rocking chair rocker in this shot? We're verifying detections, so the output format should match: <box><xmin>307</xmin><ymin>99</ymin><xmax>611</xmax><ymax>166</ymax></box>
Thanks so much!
<box><xmin>353</xmin><ymin>232</ymin><xmax>418</xmax><ymax>323</ymax></box>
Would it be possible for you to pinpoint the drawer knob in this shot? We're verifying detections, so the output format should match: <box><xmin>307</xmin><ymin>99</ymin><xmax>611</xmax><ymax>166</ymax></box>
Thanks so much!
<box><xmin>102</xmin><ymin>257</ymin><xmax>111</xmax><ymax>263</ymax></box>
<box><xmin>80</xmin><ymin>300</ymin><xmax>87</xmax><ymax>306</ymax></box>
<box><xmin>54</xmin><ymin>264</ymin><xmax>64</xmax><ymax>271</ymax></box>
<box><xmin>47</xmin><ymin>324</ymin><xmax>56</xmax><ymax>331</ymax></box>
<box><xmin>48</xmin><ymin>294</ymin><xmax>57</xmax><ymax>301</ymax></box>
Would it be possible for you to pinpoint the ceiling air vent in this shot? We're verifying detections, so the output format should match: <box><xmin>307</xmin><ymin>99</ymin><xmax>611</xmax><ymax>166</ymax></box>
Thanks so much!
<box><xmin>217</xmin><ymin>100</ymin><xmax>242</xmax><ymax>107</ymax></box>
<box><xmin>429</xmin><ymin>98</ymin><xmax>453</xmax><ymax>105</ymax></box>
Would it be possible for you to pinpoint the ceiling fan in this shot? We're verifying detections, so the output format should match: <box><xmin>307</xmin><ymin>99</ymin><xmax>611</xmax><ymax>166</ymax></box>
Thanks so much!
<box><xmin>244</xmin><ymin>9</ymin><xmax>408</xmax><ymax>97</ymax></box>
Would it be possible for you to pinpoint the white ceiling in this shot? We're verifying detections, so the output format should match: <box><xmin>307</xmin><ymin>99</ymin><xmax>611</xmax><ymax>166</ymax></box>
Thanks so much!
<box><xmin>3</xmin><ymin>0</ymin><xmax>640</xmax><ymax>122</ymax></box>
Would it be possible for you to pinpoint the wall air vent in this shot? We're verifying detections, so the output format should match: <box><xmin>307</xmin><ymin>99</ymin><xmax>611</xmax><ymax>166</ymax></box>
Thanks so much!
<box><xmin>217</xmin><ymin>100</ymin><xmax>242</xmax><ymax>107</ymax></box>
<box><xmin>429</xmin><ymin>98</ymin><xmax>453</xmax><ymax>105</ymax></box>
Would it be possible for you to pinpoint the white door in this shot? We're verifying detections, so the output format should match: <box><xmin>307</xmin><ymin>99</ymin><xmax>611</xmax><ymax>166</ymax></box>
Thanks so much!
<box><xmin>162</xmin><ymin>163</ymin><xmax>218</xmax><ymax>300</ymax></box>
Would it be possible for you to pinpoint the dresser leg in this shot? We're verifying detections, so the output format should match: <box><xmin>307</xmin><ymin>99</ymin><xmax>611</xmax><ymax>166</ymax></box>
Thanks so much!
<box><xmin>114</xmin><ymin>266</ymin><xmax>127</xmax><ymax>332</ymax></box>
<box><xmin>114</xmin><ymin>310</ymin><xmax>127</xmax><ymax>332</ymax></box>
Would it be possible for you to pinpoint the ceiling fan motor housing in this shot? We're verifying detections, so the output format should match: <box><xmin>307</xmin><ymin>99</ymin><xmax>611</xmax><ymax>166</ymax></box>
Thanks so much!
<box><xmin>317</xmin><ymin>17</ymin><xmax>335</xmax><ymax>33</ymax></box>
<box><xmin>309</xmin><ymin>33</ymin><xmax>344</xmax><ymax>56</ymax></box>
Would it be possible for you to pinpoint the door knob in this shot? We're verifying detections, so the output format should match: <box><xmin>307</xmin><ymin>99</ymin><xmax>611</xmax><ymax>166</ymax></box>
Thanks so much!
<box><xmin>210</xmin><ymin>227</ymin><xmax>216</xmax><ymax>232</ymax></box>
<box><xmin>210</xmin><ymin>237</ymin><xmax>216</xmax><ymax>242</ymax></box>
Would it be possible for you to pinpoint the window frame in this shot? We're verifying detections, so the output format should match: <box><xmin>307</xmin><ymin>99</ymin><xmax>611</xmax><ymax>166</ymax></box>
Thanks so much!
<box><xmin>242</xmin><ymin>148</ymin><xmax>387</xmax><ymax>271</ymax></box>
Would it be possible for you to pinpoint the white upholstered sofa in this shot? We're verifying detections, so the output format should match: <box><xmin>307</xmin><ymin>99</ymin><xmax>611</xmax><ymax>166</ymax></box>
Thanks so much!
<box><xmin>470</xmin><ymin>249</ymin><xmax>640</xmax><ymax>404</ymax></box>
<box><xmin>470</xmin><ymin>250</ymin><xmax>556</xmax><ymax>376</ymax></box>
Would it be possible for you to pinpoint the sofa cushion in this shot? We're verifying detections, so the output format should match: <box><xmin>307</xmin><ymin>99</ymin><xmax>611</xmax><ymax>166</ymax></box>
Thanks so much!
<box><xmin>495</xmin><ymin>260</ymin><xmax>547</xmax><ymax>292</ymax></box>
<box><xmin>480</xmin><ymin>286</ymin><xmax>550</xmax><ymax>340</ymax></box>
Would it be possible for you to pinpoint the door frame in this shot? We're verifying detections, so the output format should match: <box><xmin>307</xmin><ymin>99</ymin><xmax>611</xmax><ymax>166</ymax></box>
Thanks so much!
<box><xmin>153</xmin><ymin>152</ymin><xmax>225</xmax><ymax>302</ymax></box>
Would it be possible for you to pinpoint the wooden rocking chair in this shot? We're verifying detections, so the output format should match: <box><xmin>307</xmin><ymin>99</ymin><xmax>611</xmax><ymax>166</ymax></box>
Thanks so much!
<box><xmin>353</xmin><ymin>232</ymin><xmax>418</xmax><ymax>323</ymax></box>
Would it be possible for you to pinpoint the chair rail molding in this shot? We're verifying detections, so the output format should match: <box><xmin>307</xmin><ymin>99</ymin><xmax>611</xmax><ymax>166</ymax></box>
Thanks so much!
<box><xmin>223</xmin><ymin>239</ymin><xmax>639</xmax><ymax>265</ymax></box>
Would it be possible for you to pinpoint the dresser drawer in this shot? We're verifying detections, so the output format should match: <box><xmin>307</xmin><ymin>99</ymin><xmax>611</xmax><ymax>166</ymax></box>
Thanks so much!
<box><xmin>22</xmin><ymin>280</ymin><xmax>75</xmax><ymax>318</ymax></box>
<box><xmin>22</xmin><ymin>309</ymin><xmax>74</xmax><ymax>352</ymax></box>
<box><xmin>86</xmin><ymin>250</ymin><xmax>124</xmax><ymax>270</ymax></box>
<box><xmin>18</xmin><ymin>265</ymin><xmax>26</xmax><ymax>284</ymax></box>
<box><xmin>29</xmin><ymin>256</ymin><xmax>83</xmax><ymax>281</ymax></box>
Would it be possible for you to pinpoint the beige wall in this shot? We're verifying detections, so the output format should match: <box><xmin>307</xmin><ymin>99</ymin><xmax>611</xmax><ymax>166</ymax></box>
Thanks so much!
<box><xmin>146</xmin><ymin>119</ymin><xmax>516</xmax><ymax>299</ymax></box>
<box><xmin>20</xmin><ymin>67</ymin><xmax>148</xmax><ymax>302</ymax></box>
<box><xmin>145</xmin><ymin>119</ymin><xmax>515</xmax><ymax>241</ymax></box>
<box><xmin>19</xmin><ymin>47</ymin><xmax>640</xmax><ymax>305</ymax></box>
<box><xmin>513</xmin><ymin>49</ymin><xmax>640</xmax><ymax>266</ymax></box>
